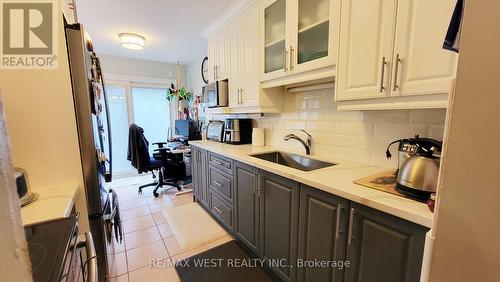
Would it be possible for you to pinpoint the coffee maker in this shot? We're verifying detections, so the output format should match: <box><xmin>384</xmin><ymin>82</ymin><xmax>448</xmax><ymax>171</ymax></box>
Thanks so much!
<box><xmin>224</xmin><ymin>119</ymin><xmax>252</xmax><ymax>145</ymax></box>
<box><xmin>386</xmin><ymin>135</ymin><xmax>442</xmax><ymax>201</ymax></box>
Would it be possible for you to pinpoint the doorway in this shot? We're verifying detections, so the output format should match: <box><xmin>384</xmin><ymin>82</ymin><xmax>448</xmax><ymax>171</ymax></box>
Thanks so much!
<box><xmin>106</xmin><ymin>81</ymin><xmax>173</xmax><ymax>178</ymax></box>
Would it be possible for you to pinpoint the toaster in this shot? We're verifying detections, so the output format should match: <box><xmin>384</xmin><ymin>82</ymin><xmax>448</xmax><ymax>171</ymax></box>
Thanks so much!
<box><xmin>206</xmin><ymin>120</ymin><xmax>225</xmax><ymax>142</ymax></box>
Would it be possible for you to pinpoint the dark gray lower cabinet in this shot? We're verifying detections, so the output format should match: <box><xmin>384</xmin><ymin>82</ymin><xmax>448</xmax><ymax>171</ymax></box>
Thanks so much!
<box><xmin>194</xmin><ymin>150</ymin><xmax>429</xmax><ymax>282</ymax></box>
<box><xmin>192</xmin><ymin>147</ymin><xmax>209</xmax><ymax>208</ymax></box>
<box><xmin>191</xmin><ymin>147</ymin><xmax>199</xmax><ymax>199</ymax></box>
<box><xmin>297</xmin><ymin>186</ymin><xmax>349</xmax><ymax>282</ymax></box>
<box><xmin>344</xmin><ymin>202</ymin><xmax>428</xmax><ymax>282</ymax></box>
<box><xmin>260</xmin><ymin>171</ymin><xmax>300</xmax><ymax>282</ymax></box>
<box><xmin>234</xmin><ymin>162</ymin><xmax>260</xmax><ymax>255</ymax></box>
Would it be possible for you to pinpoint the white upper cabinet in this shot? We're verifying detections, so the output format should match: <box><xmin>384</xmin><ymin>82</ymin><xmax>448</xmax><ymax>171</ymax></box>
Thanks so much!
<box><xmin>209</xmin><ymin>1</ymin><xmax>283</xmax><ymax>114</ymax></box>
<box><xmin>335</xmin><ymin>0</ymin><xmax>458</xmax><ymax>109</ymax></box>
<box><xmin>291</xmin><ymin>0</ymin><xmax>338</xmax><ymax>74</ymax></box>
<box><xmin>262</xmin><ymin>0</ymin><xmax>290</xmax><ymax>81</ymax></box>
<box><xmin>207</xmin><ymin>31</ymin><xmax>230</xmax><ymax>82</ymax></box>
<box><xmin>207</xmin><ymin>39</ymin><xmax>217</xmax><ymax>83</ymax></box>
<box><xmin>391</xmin><ymin>0</ymin><xmax>458</xmax><ymax>97</ymax></box>
<box><xmin>336</xmin><ymin>0</ymin><xmax>397</xmax><ymax>100</ymax></box>
<box><xmin>240</xmin><ymin>4</ymin><xmax>260</xmax><ymax>107</ymax></box>
<box><xmin>230</xmin><ymin>2</ymin><xmax>282</xmax><ymax>111</ymax></box>
<box><xmin>228</xmin><ymin>21</ymin><xmax>242</xmax><ymax>107</ymax></box>
<box><xmin>261</xmin><ymin>0</ymin><xmax>340</xmax><ymax>84</ymax></box>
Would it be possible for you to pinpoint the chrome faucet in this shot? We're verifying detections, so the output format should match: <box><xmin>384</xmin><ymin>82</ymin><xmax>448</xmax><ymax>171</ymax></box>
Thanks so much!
<box><xmin>284</xmin><ymin>130</ymin><xmax>312</xmax><ymax>155</ymax></box>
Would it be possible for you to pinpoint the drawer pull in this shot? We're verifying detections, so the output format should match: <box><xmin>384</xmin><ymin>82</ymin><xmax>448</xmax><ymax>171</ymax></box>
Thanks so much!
<box><xmin>379</xmin><ymin>57</ymin><xmax>387</xmax><ymax>93</ymax></box>
<box><xmin>335</xmin><ymin>204</ymin><xmax>343</xmax><ymax>239</ymax></box>
<box><xmin>214</xmin><ymin>206</ymin><xmax>223</xmax><ymax>214</ymax></box>
<box><xmin>393</xmin><ymin>53</ymin><xmax>402</xmax><ymax>91</ymax></box>
<box><xmin>213</xmin><ymin>180</ymin><xmax>222</xmax><ymax>187</ymax></box>
<box><xmin>212</xmin><ymin>160</ymin><xmax>223</xmax><ymax>165</ymax></box>
<box><xmin>348</xmin><ymin>208</ymin><xmax>355</xmax><ymax>245</ymax></box>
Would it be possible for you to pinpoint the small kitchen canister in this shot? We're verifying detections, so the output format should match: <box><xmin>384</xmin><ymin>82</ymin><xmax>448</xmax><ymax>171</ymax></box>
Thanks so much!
<box><xmin>252</xmin><ymin>128</ymin><xmax>265</xmax><ymax>147</ymax></box>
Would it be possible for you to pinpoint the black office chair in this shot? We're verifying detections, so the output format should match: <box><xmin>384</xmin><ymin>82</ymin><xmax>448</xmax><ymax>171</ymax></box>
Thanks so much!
<box><xmin>127</xmin><ymin>124</ymin><xmax>184</xmax><ymax>197</ymax></box>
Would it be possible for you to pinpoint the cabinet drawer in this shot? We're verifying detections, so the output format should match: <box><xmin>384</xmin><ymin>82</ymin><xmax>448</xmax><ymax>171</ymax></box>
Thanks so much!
<box><xmin>208</xmin><ymin>153</ymin><xmax>233</xmax><ymax>175</ymax></box>
<box><xmin>209</xmin><ymin>167</ymin><xmax>233</xmax><ymax>202</ymax></box>
<box><xmin>210</xmin><ymin>192</ymin><xmax>233</xmax><ymax>231</ymax></box>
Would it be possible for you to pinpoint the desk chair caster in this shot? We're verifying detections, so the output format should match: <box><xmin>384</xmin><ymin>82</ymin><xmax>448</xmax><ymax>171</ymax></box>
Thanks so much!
<box><xmin>138</xmin><ymin>169</ymin><xmax>182</xmax><ymax>197</ymax></box>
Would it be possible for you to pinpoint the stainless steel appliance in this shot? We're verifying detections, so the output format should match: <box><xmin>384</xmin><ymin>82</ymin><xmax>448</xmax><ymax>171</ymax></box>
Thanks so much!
<box><xmin>206</xmin><ymin>120</ymin><xmax>225</xmax><ymax>142</ymax></box>
<box><xmin>386</xmin><ymin>135</ymin><xmax>442</xmax><ymax>200</ymax></box>
<box><xmin>397</xmin><ymin>150</ymin><xmax>440</xmax><ymax>200</ymax></box>
<box><xmin>224</xmin><ymin>118</ymin><xmax>253</xmax><ymax>145</ymax></box>
<box><xmin>25</xmin><ymin>214</ymin><xmax>98</xmax><ymax>282</ymax></box>
<box><xmin>15</xmin><ymin>167</ymin><xmax>39</xmax><ymax>206</ymax></box>
<box><xmin>203</xmin><ymin>81</ymin><xmax>228</xmax><ymax>108</ymax></box>
<box><xmin>66</xmin><ymin>23</ymin><xmax>122</xmax><ymax>281</ymax></box>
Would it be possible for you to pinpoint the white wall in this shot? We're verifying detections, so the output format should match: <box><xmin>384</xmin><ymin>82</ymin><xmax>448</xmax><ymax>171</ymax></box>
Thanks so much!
<box><xmin>0</xmin><ymin>98</ymin><xmax>32</xmax><ymax>282</ymax></box>
<box><xmin>429</xmin><ymin>0</ymin><xmax>500</xmax><ymax>281</ymax></box>
<box><xmin>186</xmin><ymin>55</ymin><xmax>207</xmax><ymax>97</ymax></box>
<box><xmin>0</xmin><ymin>12</ymin><xmax>88</xmax><ymax>230</ymax></box>
<box><xmin>100</xmin><ymin>55</ymin><xmax>186</xmax><ymax>82</ymax></box>
<box><xmin>254</xmin><ymin>89</ymin><xmax>446</xmax><ymax>168</ymax></box>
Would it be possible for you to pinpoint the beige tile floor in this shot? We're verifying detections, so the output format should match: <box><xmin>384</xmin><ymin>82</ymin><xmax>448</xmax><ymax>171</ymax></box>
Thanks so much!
<box><xmin>107</xmin><ymin>175</ymin><xmax>233</xmax><ymax>282</ymax></box>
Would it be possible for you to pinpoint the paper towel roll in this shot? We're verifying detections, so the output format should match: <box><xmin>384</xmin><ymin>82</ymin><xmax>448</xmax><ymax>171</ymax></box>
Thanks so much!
<box><xmin>252</xmin><ymin>128</ymin><xmax>265</xmax><ymax>147</ymax></box>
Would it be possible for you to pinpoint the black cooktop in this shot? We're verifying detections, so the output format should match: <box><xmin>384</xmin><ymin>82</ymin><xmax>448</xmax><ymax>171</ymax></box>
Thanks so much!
<box><xmin>25</xmin><ymin>216</ymin><xmax>78</xmax><ymax>282</ymax></box>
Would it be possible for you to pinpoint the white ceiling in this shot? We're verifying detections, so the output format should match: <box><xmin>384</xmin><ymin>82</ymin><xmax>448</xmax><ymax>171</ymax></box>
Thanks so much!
<box><xmin>76</xmin><ymin>0</ymin><xmax>236</xmax><ymax>64</ymax></box>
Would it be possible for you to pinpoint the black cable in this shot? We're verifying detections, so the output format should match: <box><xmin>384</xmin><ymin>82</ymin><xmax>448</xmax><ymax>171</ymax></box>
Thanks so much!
<box><xmin>385</xmin><ymin>139</ymin><xmax>406</xmax><ymax>159</ymax></box>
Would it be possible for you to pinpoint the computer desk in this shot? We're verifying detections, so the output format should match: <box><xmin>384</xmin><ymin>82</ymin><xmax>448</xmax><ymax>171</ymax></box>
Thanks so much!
<box><xmin>167</xmin><ymin>144</ymin><xmax>192</xmax><ymax>196</ymax></box>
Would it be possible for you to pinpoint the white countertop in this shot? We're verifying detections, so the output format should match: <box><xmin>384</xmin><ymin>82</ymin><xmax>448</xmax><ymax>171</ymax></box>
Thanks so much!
<box><xmin>190</xmin><ymin>141</ymin><xmax>434</xmax><ymax>228</ymax></box>
<box><xmin>21</xmin><ymin>182</ymin><xmax>79</xmax><ymax>226</ymax></box>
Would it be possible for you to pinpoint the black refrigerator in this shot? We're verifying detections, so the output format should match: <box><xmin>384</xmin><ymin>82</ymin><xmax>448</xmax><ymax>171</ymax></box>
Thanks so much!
<box><xmin>65</xmin><ymin>22</ymin><xmax>123</xmax><ymax>281</ymax></box>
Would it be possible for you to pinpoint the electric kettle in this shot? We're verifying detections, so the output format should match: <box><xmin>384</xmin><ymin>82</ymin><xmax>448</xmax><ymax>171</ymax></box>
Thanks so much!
<box><xmin>386</xmin><ymin>136</ymin><xmax>442</xmax><ymax>201</ymax></box>
<box><xmin>396</xmin><ymin>147</ymin><xmax>440</xmax><ymax>201</ymax></box>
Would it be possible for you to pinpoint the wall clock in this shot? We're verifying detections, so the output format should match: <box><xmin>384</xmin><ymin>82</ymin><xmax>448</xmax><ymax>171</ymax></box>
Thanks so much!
<box><xmin>201</xmin><ymin>56</ymin><xmax>209</xmax><ymax>84</ymax></box>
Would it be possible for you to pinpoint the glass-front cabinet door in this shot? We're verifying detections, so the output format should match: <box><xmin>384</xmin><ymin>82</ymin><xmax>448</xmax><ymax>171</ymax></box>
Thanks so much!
<box><xmin>262</xmin><ymin>0</ymin><xmax>289</xmax><ymax>81</ymax></box>
<box><xmin>291</xmin><ymin>0</ymin><xmax>339</xmax><ymax>74</ymax></box>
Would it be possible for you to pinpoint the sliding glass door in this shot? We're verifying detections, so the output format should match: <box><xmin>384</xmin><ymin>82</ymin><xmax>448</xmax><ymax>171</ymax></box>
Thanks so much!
<box><xmin>107</xmin><ymin>83</ymin><xmax>134</xmax><ymax>174</ymax></box>
<box><xmin>131</xmin><ymin>86</ymin><xmax>171</xmax><ymax>155</ymax></box>
<box><xmin>106</xmin><ymin>82</ymin><xmax>172</xmax><ymax>177</ymax></box>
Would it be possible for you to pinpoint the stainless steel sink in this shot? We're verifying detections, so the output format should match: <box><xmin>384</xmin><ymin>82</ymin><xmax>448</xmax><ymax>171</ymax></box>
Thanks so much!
<box><xmin>250</xmin><ymin>151</ymin><xmax>337</xmax><ymax>172</ymax></box>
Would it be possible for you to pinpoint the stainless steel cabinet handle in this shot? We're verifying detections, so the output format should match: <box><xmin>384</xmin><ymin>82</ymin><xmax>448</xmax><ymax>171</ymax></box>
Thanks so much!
<box><xmin>213</xmin><ymin>180</ymin><xmax>222</xmax><ymax>187</ymax></box>
<box><xmin>212</xmin><ymin>160</ymin><xmax>223</xmax><ymax>165</ymax></box>
<box><xmin>240</xmin><ymin>88</ymin><xmax>244</xmax><ymax>105</ymax></box>
<box><xmin>214</xmin><ymin>206</ymin><xmax>223</xmax><ymax>214</ymax></box>
<box><xmin>335</xmin><ymin>204</ymin><xmax>343</xmax><ymax>239</ymax></box>
<box><xmin>290</xmin><ymin>46</ymin><xmax>294</xmax><ymax>71</ymax></box>
<box><xmin>84</xmin><ymin>232</ymin><xmax>98</xmax><ymax>282</ymax></box>
<box><xmin>393</xmin><ymin>53</ymin><xmax>401</xmax><ymax>91</ymax></box>
<box><xmin>255</xmin><ymin>171</ymin><xmax>261</xmax><ymax>197</ymax></box>
<box><xmin>379</xmin><ymin>57</ymin><xmax>387</xmax><ymax>93</ymax></box>
<box><xmin>283</xmin><ymin>48</ymin><xmax>288</xmax><ymax>72</ymax></box>
<box><xmin>347</xmin><ymin>208</ymin><xmax>355</xmax><ymax>245</ymax></box>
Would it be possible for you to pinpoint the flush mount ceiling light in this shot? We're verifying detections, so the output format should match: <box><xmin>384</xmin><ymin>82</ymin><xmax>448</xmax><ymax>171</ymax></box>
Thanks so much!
<box><xmin>118</xmin><ymin>33</ymin><xmax>145</xmax><ymax>50</ymax></box>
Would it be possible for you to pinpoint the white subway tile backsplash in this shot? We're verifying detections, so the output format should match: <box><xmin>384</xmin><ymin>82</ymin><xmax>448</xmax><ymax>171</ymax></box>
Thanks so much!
<box><xmin>298</xmin><ymin>111</ymin><xmax>321</xmax><ymax>120</ymax></box>
<box><xmin>312</xmin><ymin>133</ymin><xmax>359</xmax><ymax>148</ymax></box>
<box><xmin>305</xmin><ymin>120</ymin><xmax>336</xmax><ymax>133</ymax></box>
<box><xmin>322</xmin><ymin>109</ymin><xmax>363</xmax><ymax>122</ymax></box>
<box><xmin>409</xmin><ymin>109</ymin><xmax>447</xmax><ymax>124</ymax></box>
<box><xmin>206</xmin><ymin>88</ymin><xmax>446</xmax><ymax>168</ymax></box>
<box><xmin>336</xmin><ymin>122</ymin><xmax>375</xmax><ymax>136</ymax></box>
<box><xmin>374</xmin><ymin>124</ymin><xmax>429</xmax><ymax>138</ymax></box>
<box><xmin>429</xmin><ymin>126</ymin><xmax>445</xmax><ymax>140</ymax></box>
<box><xmin>363</xmin><ymin>110</ymin><xmax>411</xmax><ymax>124</ymax></box>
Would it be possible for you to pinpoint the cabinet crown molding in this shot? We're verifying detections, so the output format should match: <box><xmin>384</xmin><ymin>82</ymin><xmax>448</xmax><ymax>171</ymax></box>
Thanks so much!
<box><xmin>201</xmin><ymin>0</ymin><xmax>258</xmax><ymax>39</ymax></box>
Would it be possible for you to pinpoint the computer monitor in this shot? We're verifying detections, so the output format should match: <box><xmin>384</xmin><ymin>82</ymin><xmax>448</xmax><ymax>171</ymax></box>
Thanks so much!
<box><xmin>174</xmin><ymin>119</ymin><xmax>200</xmax><ymax>140</ymax></box>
